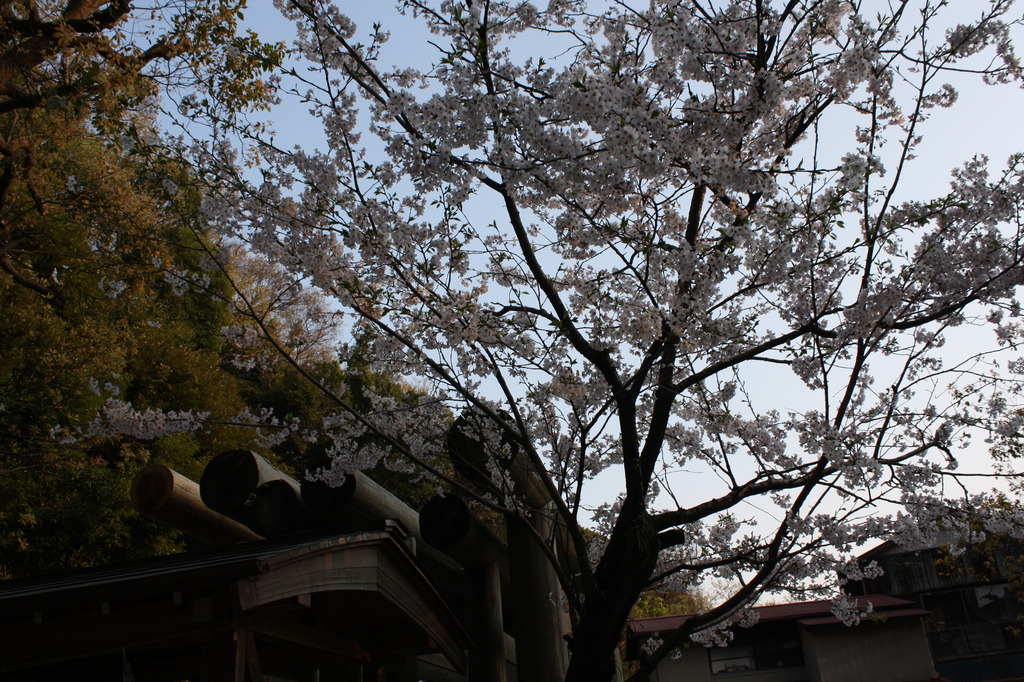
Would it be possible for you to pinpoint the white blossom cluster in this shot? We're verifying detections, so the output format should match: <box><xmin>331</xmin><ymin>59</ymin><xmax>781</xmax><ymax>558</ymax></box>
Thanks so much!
<box><xmin>310</xmin><ymin>390</ymin><xmax>450</xmax><ymax>488</ymax></box>
<box><xmin>640</xmin><ymin>636</ymin><xmax>663</xmax><ymax>657</ymax></box>
<box><xmin>86</xmin><ymin>399</ymin><xmax>209</xmax><ymax>440</ymax></box>
<box><xmin>690</xmin><ymin>619</ymin><xmax>736</xmax><ymax>648</ymax></box>
<box><xmin>830</xmin><ymin>593</ymin><xmax>874</xmax><ymax>628</ymax></box>
<box><xmin>97</xmin><ymin>277</ymin><xmax>127</xmax><ymax>299</ymax></box>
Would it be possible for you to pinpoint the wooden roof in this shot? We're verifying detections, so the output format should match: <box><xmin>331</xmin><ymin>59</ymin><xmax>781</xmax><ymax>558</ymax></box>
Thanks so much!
<box><xmin>0</xmin><ymin>521</ymin><xmax>469</xmax><ymax>681</ymax></box>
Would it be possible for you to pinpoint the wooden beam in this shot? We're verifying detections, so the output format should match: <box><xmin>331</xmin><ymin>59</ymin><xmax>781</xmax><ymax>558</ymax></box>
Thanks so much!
<box><xmin>419</xmin><ymin>494</ymin><xmax>506</xmax><ymax>569</ymax></box>
<box><xmin>131</xmin><ymin>464</ymin><xmax>263</xmax><ymax>545</ymax></box>
<box><xmin>421</xmin><ymin>496</ymin><xmax>509</xmax><ymax>681</ymax></box>
<box><xmin>300</xmin><ymin>473</ymin><xmax>465</xmax><ymax>591</ymax></box>
<box><xmin>201</xmin><ymin>628</ymin><xmax>245</xmax><ymax>682</ymax></box>
<box><xmin>301</xmin><ymin>472</ymin><xmax>420</xmax><ymax>537</ymax></box>
<box><xmin>246</xmin><ymin>613</ymin><xmax>372</xmax><ymax>663</ymax></box>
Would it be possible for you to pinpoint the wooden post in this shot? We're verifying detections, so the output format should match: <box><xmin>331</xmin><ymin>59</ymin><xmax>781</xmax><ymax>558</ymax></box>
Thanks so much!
<box><xmin>200</xmin><ymin>628</ymin><xmax>246</xmax><ymax>682</ymax></box>
<box><xmin>467</xmin><ymin>561</ymin><xmax>508</xmax><ymax>682</ymax></box>
<box><xmin>446</xmin><ymin>412</ymin><xmax>581</xmax><ymax>580</ymax></box>
<box><xmin>420</xmin><ymin>494</ymin><xmax>508</xmax><ymax>682</ymax></box>
<box><xmin>505</xmin><ymin>511</ymin><xmax>569</xmax><ymax>682</ymax></box>
<box><xmin>131</xmin><ymin>464</ymin><xmax>263</xmax><ymax>545</ymax></box>
<box><xmin>445</xmin><ymin>413</ymin><xmax>571</xmax><ymax>682</ymax></box>
<box><xmin>379</xmin><ymin>656</ymin><xmax>418</xmax><ymax>682</ymax></box>
<box><xmin>244</xmin><ymin>630</ymin><xmax>265</xmax><ymax>682</ymax></box>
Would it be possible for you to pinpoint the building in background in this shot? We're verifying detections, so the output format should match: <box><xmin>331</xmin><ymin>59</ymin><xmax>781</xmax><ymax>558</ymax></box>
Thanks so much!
<box><xmin>0</xmin><ymin>522</ymin><xmax>474</xmax><ymax>682</ymax></box>
<box><xmin>627</xmin><ymin>595</ymin><xmax>935</xmax><ymax>682</ymax></box>
<box><xmin>847</xmin><ymin>536</ymin><xmax>1024</xmax><ymax>682</ymax></box>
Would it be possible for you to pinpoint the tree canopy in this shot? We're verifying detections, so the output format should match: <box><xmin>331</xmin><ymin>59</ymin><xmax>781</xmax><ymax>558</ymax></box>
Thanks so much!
<box><xmin>179</xmin><ymin>1</ymin><xmax>1024</xmax><ymax>680</ymax></box>
<box><xmin>0</xmin><ymin>103</ymin><xmax>249</xmax><ymax>575</ymax></box>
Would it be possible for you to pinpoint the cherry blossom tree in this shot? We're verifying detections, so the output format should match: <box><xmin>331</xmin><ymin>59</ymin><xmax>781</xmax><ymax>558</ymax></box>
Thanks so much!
<box><xmin>192</xmin><ymin>1</ymin><xmax>1024</xmax><ymax>680</ymax></box>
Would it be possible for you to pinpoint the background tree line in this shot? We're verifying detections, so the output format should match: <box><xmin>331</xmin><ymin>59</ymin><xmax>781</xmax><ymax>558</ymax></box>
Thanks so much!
<box><xmin>0</xmin><ymin>0</ymin><xmax>440</xmax><ymax>577</ymax></box>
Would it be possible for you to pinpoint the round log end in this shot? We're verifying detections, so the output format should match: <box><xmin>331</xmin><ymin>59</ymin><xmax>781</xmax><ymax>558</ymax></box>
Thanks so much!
<box><xmin>131</xmin><ymin>463</ymin><xmax>175</xmax><ymax>513</ymax></box>
<box><xmin>199</xmin><ymin>449</ymin><xmax>261</xmax><ymax>514</ymax></box>
<box><xmin>420</xmin><ymin>494</ymin><xmax>473</xmax><ymax>548</ymax></box>
<box><xmin>244</xmin><ymin>479</ymin><xmax>318</xmax><ymax>537</ymax></box>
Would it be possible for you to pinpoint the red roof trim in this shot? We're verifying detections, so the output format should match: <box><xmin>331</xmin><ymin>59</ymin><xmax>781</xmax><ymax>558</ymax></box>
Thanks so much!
<box><xmin>628</xmin><ymin>595</ymin><xmax>916</xmax><ymax>634</ymax></box>
<box><xmin>797</xmin><ymin>607</ymin><xmax>929</xmax><ymax>627</ymax></box>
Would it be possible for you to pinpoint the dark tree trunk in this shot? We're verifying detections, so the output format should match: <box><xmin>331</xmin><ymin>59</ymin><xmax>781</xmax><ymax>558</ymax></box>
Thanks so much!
<box><xmin>565</xmin><ymin>504</ymin><xmax>659</xmax><ymax>682</ymax></box>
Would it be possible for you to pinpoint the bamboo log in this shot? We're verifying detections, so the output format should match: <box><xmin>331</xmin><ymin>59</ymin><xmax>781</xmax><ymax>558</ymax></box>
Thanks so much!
<box><xmin>200</xmin><ymin>450</ymin><xmax>297</xmax><ymax>520</ymax></box>
<box><xmin>243</xmin><ymin>479</ymin><xmax>321</xmax><ymax>537</ymax></box>
<box><xmin>131</xmin><ymin>464</ymin><xmax>263</xmax><ymax>545</ymax></box>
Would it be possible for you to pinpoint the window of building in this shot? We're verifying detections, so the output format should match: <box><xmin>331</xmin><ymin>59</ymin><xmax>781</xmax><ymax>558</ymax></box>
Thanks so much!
<box><xmin>708</xmin><ymin>623</ymin><xmax>804</xmax><ymax>676</ymax></box>
<box><xmin>923</xmin><ymin>585</ymin><xmax>1024</xmax><ymax>660</ymax></box>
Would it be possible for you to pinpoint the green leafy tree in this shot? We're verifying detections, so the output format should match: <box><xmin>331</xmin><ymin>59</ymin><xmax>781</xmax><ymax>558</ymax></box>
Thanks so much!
<box><xmin>0</xmin><ymin>106</ymin><xmax>264</xmax><ymax>576</ymax></box>
<box><xmin>220</xmin><ymin>262</ymin><xmax>450</xmax><ymax>504</ymax></box>
<box><xmin>631</xmin><ymin>588</ymin><xmax>711</xmax><ymax>620</ymax></box>
<box><xmin>0</xmin><ymin>0</ymin><xmax>289</xmax><ymax>576</ymax></box>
